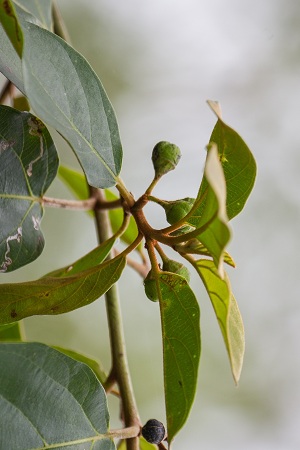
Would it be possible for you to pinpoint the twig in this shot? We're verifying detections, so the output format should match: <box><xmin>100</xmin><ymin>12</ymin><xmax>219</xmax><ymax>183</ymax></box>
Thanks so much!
<box><xmin>90</xmin><ymin>187</ymin><xmax>141</xmax><ymax>450</ymax></box>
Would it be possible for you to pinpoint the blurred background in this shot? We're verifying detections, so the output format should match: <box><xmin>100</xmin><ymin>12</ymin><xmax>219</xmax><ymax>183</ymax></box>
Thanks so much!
<box><xmin>1</xmin><ymin>0</ymin><xmax>300</xmax><ymax>448</ymax></box>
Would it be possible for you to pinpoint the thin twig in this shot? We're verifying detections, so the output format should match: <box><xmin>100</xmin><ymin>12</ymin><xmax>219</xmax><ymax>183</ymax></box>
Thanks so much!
<box><xmin>90</xmin><ymin>187</ymin><xmax>141</xmax><ymax>450</ymax></box>
<box><xmin>42</xmin><ymin>195</ymin><xmax>121</xmax><ymax>211</ymax></box>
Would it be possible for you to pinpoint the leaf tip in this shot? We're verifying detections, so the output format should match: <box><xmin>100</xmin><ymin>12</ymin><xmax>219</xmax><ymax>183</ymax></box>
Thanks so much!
<box><xmin>207</xmin><ymin>100</ymin><xmax>222</xmax><ymax>120</ymax></box>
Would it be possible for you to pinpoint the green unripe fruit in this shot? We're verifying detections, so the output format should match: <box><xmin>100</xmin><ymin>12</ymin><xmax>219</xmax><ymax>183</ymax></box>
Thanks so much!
<box><xmin>152</xmin><ymin>141</ymin><xmax>181</xmax><ymax>178</ymax></box>
<box><xmin>162</xmin><ymin>258</ymin><xmax>190</xmax><ymax>283</ymax></box>
<box><xmin>160</xmin><ymin>197</ymin><xmax>195</xmax><ymax>225</ymax></box>
<box><xmin>169</xmin><ymin>224</ymin><xmax>195</xmax><ymax>236</ymax></box>
<box><xmin>144</xmin><ymin>271</ymin><xmax>159</xmax><ymax>302</ymax></box>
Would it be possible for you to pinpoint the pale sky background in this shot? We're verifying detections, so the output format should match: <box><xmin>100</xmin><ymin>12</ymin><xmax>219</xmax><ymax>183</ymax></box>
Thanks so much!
<box><xmin>1</xmin><ymin>1</ymin><xmax>300</xmax><ymax>448</ymax></box>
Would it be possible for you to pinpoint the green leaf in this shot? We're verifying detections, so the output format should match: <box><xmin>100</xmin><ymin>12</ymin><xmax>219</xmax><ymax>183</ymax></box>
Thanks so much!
<box><xmin>207</xmin><ymin>101</ymin><xmax>257</xmax><ymax>220</ymax></box>
<box><xmin>0</xmin><ymin>14</ymin><xmax>23</xmax><ymax>92</ymax></box>
<box><xmin>193</xmin><ymin>258</ymin><xmax>244</xmax><ymax>384</ymax></box>
<box><xmin>174</xmin><ymin>239</ymin><xmax>236</xmax><ymax>268</ymax></box>
<box><xmin>0</xmin><ymin>0</ymin><xmax>53</xmax><ymax>92</ymax></box>
<box><xmin>0</xmin><ymin>0</ymin><xmax>23</xmax><ymax>57</ymax></box>
<box><xmin>188</xmin><ymin>144</ymin><xmax>231</xmax><ymax>275</ymax></box>
<box><xmin>0</xmin><ymin>105</ymin><xmax>58</xmax><ymax>272</ymax></box>
<box><xmin>0</xmin><ymin>254</ymin><xmax>126</xmax><ymax>324</ymax></box>
<box><xmin>156</xmin><ymin>272</ymin><xmax>200</xmax><ymax>444</ymax></box>
<box><xmin>139</xmin><ymin>436</ymin><xmax>158</xmax><ymax>450</ymax></box>
<box><xmin>53</xmin><ymin>347</ymin><xmax>108</xmax><ymax>385</ymax></box>
<box><xmin>0</xmin><ymin>322</ymin><xmax>22</xmax><ymax>341</ymax></box>
<box><xmin>22</xmin><ymin>23</ymin><xmax>123</xmax><ymax>189</ymax></box>
<box><xmin>58</xmin><ymin>165</ymin><xmax>141</xmax><ymax>251</ymax></box>
<box><xmin>14</xmin><ymin>0</ymin><xmax>53</xmax><ymax>31</ymax></box>
<box><xmin>0</xmin><ymin>342</ymin><xmax>116</xmax><ymax>449</ymax></box>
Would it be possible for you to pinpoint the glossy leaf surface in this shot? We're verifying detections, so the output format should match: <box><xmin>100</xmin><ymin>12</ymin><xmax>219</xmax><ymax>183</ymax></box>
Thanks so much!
<box><xmin>0</xmin><ymin>0</ymin><xmax>23</xmax><ymax>57</ymax></box>
<box><xmin>22</xmin><ymin>23</ymin><xmax>123</xmax><ymax>188</ymax></box>
<box><xmin>188</xmin><ymin>144</ymin><xmax>230</xmax><ymax>274</ymax></box>
<box><xmin>0</xmin><ymin>342</ymin><xmax>115</xmax><ymax>449</ymax></box>
<box><xmin>0</xmin><ymin>105</ymin><xmax>58</xmax><ymax>272</ymax></box>
<box><xmin>157</xmin><ymin>272</ymin><xmax>200</xmax><ymax>444</ymax></box>
<box><xmin>193</xmin><ymin>258</ymin><xmax>244</xmax><ymax>383</ymax></box>
<box><xmin>0</xmin><ymin>254</ymin><xmax>126</xmax><ymax>324</ymax></box>
<box><xmin>58</xmin><ymin>165</ymin><xmax>141</xmax><ymax>250</ymax></box>
<box><xmin>207</xmin><ymin>101</ymin><xmax>256</xmax><ymax>220</ymax></box>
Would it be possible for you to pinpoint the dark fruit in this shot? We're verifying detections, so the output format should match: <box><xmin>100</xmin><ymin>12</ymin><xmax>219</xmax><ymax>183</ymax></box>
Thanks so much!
<box><xmin>142</xmin><ymin>419</ymin><xmax>166</xmax><ymax>444</ymax></box>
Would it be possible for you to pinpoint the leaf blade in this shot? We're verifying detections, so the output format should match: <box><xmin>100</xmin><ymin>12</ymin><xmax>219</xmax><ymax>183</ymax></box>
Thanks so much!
<box><xmin>207</xmin><ymin>100</ymin><xmax>257</xmax><ymax>220</ymax></box>
<box><xmin>193</xmin><ymin>258</ymin><xmax>244</xmax><ymax>384</ymax></box>
<box><xmin>22</xmin><ymin>23</ymin><xmax>123</xmax><ymax>188</ymax></box>
<box><xmin>188</xmin><ymin>144</ymin><xmax>231</xmax><ymax>274</ymax></box>
<box><xmin>157</xmin><ymin>272</ymin><xmax>201</xmax><ymax>444</ymax></box>
<box><xmin>0</xmin><ymin>105</ymin><xmax>58</xmax><ymax>272</ymax></box>
<box><xmin>0</xmin><ymin>254</ymin><xmax>126</xmax><ymax>324</ymax></box>
<box><xmin>0</xmin><ymin>0</ymin><xmax>23</xmax><ymax>57</ymax></box>
<box><xmin>0</xmin><ymin>342</ymin><xmax>116</xmax><ymax>449</ymax></box>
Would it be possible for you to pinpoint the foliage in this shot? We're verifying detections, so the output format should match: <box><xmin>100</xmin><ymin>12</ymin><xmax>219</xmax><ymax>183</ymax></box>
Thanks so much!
<box><xmin>0</xmin><ymin>2</ymin><xmax>256</xmax><ymax>449</ymax></box>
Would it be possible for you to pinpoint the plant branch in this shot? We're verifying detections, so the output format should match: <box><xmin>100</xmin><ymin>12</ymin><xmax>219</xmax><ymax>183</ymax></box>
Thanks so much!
<box><xmin>90</xmin><ymin>187</ymin><xmax>141</xmax><ymax>450</ymax></box>
<box><xmin>107</xmin><ymin>426</ymin><xmax>140</xmax><ymax>440</ymax></box>
<box><xmin>42</xmin><ymin>195</ymin><xmax>122</xmax><ymax>211</ymax></box>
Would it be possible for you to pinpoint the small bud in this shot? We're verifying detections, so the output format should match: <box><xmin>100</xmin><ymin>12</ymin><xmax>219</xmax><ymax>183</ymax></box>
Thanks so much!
<box><xmin>162</xmin><ymin>258</ymin><xmax>190</xmax><ymax>283</ymax></box>
<box><xmin>143</xmin><ymin>271</ymin><xmax>159</xmax><ymax>302</ymax></box>
<box><xmin>160</xmin><ymin>197</ymin><xmax>195</xmax><ymax>225</ymax></box>
<box><xmin>142</xmin><ymin>419</ymin><xmax>166</xmax><ymax>445</ymax></box>
<box><xmin>152</xmin><ymin>141</ymin><xmax>181</xmax><ymax>179</ymax></box>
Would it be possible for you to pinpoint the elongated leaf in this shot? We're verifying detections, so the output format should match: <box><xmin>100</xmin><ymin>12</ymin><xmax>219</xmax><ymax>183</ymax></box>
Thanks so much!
<box><xmin>207</xmin><ymin>101</ymin><xmax>256</xmax><ymax>220</ymax></box>
<box><xmin>0</xmin><ymin>342</ymin><xmax>115</xmax><ymax>449</ymax></box>
<box><xmin>0</xmin><ymin>322</ymin><xmax>22</xmax><ymax>341</ymax></box>
<box><xmin>174</xmin><ymin>239</ymin><xmax>235</xmax><ymax>268</ymax></box>
<box><xmin>0</xmin><ymin>254</ymin><xmax>126</xmax><ymax>324</ymax></box>
<box><xmin>0</xmin><ymin>105</ymin><xmax>58</xmax><ymax>272</ymax></box>
<box><xmin>188</xmin><ymin>144</ymin><xmax>230</xmax><ymax>275</ymax></box>
<box><xmin>0</xmin><ymin>0</ymin><xmax>52</xmax><ymax>92</ymax></box>
<box><xmin>22</xmin><ymin>23</ymin><xmax>123</xmax><ymax>188</ymax></box>
<box><xmin>0</xmin><ymin>0</ymin><xmax>23</xmax><ymax>57</ymax></box>
<box><xmin>193</xmin><ymin>258</ymin><xmax>244</xmax><ymax>384</ymax></box>
<box><xmin>58</xmin><ymin>165</ymin><xmax>141</xmax><ymax>251</ymax></box>
<box><xmin>156</xmin><ymin>272</ymin><xmax>200</xmax><ymax>444</ymax></box>
<box><xmin>53</xmin><ymin>347</ymin><xmax>108</xmax><ymax>385</ymax></box>
<box><xmin>0</xmin><ymin>16</ymin><xmax>23</xmax><ymax>92</ymax></box>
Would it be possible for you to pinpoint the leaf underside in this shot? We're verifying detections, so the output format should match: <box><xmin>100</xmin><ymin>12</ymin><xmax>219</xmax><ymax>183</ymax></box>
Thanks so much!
<box><xmin>193</xmin><ymin>259</ymin><xmax>244</xmax><ymax>384</ymax></box>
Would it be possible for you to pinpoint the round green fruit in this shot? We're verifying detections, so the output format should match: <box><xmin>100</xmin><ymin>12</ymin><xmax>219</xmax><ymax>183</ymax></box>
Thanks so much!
<box><xmin>152</xmin><ymin>141</ymin><xmax>181</xmax><ymax>178</ymax></box>
<box><xmin>144</xmin><ymin>271</ymin><xmax>159</xmax><ymax>302</ymax></box>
